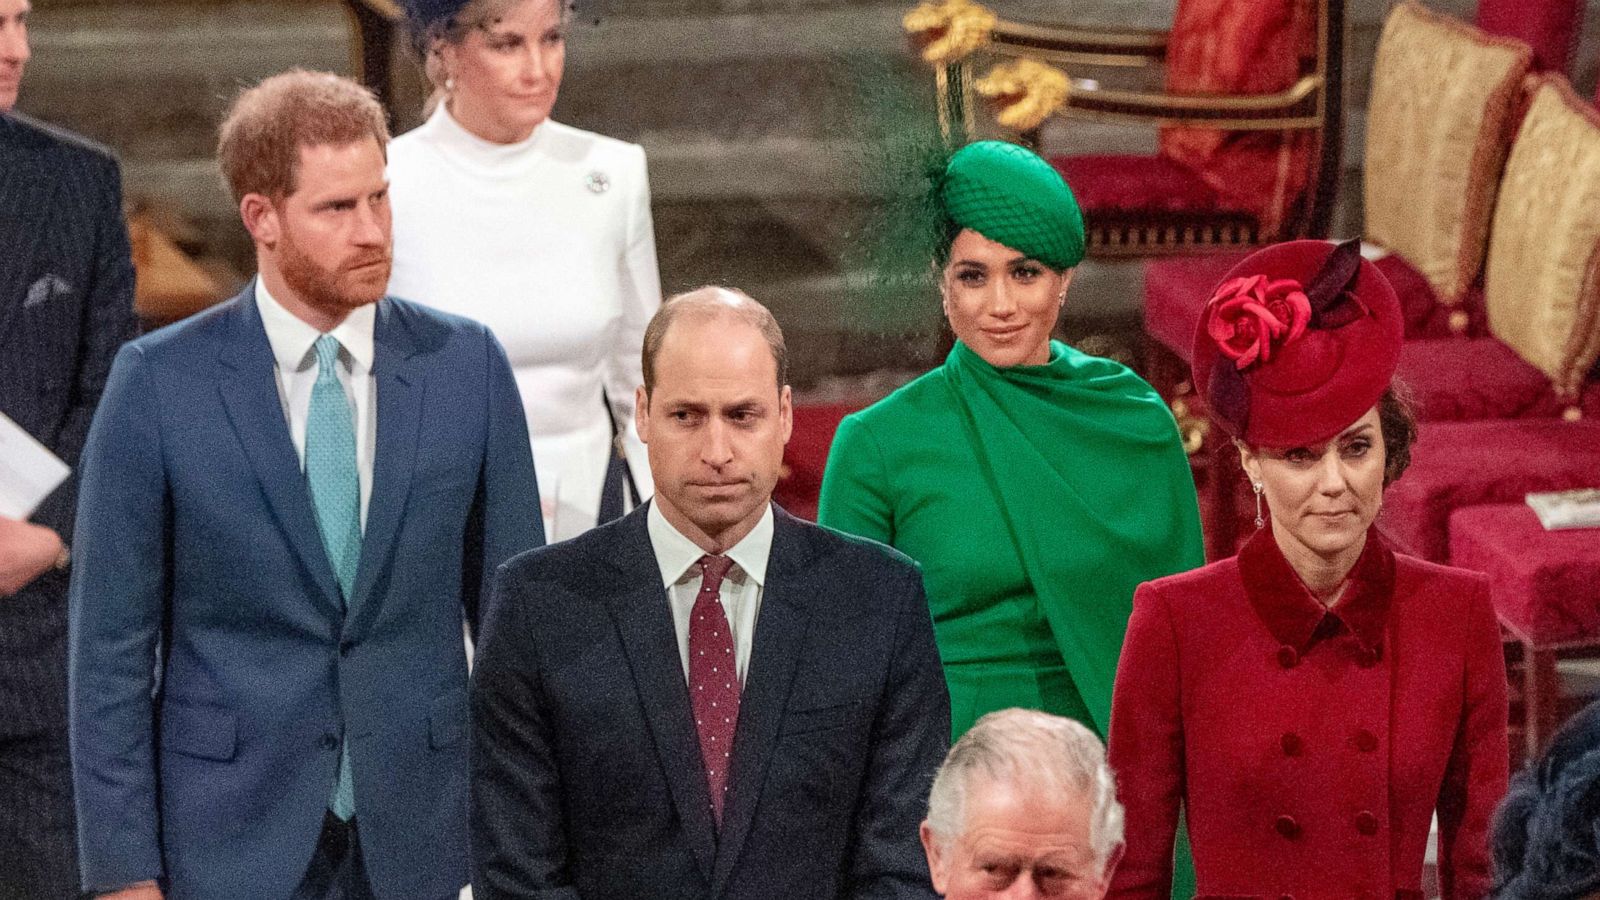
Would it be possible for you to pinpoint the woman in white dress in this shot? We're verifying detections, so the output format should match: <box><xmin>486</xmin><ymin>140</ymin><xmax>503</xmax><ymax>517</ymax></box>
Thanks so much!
<box><xmin>390</xmin><ymin>0</ymin><xmax>661</xmax><ymax>541</ymax></box>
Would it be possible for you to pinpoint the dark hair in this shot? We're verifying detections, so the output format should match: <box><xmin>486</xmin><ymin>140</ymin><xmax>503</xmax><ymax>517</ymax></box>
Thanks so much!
<box><xmin>641</xmin><ymin>287</ymin><xmax>787</xmax><ymax>399</ymax></box>
<box><xmin>1491</xmin><ymin>701</ymin><xmax>1600</xmax><ymax>898</ymax></box>
<box><xmin>1378</xmin><ymin>381</ymin><xmax>1418</xmax><ymax>486</ymax></box>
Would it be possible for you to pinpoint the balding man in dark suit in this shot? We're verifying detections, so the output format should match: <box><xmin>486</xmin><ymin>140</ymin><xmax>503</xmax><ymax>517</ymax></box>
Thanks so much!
<box><xmin>0</xmin><ymin>0</ymin><xmax>138</xmax><ymax>894</ymax></box>
<box><xmin>471</xmin><ymin>288</ymin><xmax>950</xmax><ymax>900</ymax></box>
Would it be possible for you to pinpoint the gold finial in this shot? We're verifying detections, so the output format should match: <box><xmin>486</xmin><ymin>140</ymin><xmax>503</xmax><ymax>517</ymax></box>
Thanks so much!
<box><xmin>904</xmin><ymin>0</ymin><xmax>997</xmax><ymax>66</ymax></box>
<box><xmin>975</xmin><ymin>58</ymin><xmax>1071</xmax><ymax>131</ymax></box>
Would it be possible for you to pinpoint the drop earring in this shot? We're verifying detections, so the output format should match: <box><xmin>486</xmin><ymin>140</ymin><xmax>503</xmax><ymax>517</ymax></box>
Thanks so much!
<box><xmin>1252</xmin><ymin>482</ymin><xmax>1265</xmax><ymax>529</ymax></box>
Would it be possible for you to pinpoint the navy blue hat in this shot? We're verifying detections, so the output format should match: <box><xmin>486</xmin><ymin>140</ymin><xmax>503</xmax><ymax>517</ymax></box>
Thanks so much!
<box><xmin>400</xmin><ymin>0</ymin><xmax>470</xmax><ymax>29</ymax></box>
<box><xmin>1492</xmin><ymin>701</ymin><xmax>1600</xmax><ymax>899</ymax></box>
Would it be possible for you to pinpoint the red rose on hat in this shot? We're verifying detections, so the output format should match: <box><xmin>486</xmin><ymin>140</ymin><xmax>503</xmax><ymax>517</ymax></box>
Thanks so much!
<box><xmin>1205</xmin><ymin>275</ymin><xmax>1311</xmax><ymax>369</ymax></box>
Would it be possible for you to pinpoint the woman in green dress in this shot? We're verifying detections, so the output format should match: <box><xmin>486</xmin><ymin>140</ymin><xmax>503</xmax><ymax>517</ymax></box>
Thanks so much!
<box><xmin>818</xmin><ymin>140</ymin><xmax>1204</xmax><ymax>743</ymax></box>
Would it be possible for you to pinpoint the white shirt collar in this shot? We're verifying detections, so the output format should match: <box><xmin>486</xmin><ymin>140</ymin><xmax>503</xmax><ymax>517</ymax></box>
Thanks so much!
<box><xmin>647</xmin><ymin>501</ymin><xmax>773</xmax><ymax>590</ymax></box>
<box><xmin>255</xmin><ymin>277</ymin><xmax>376</xmax><ymax>373</ymax></box>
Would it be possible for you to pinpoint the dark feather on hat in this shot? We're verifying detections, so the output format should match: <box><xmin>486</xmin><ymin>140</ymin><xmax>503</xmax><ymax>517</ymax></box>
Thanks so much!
<box><xmin>1208</xmin><ymin>353</ymin><xmax>1251</xmax><ymax>438</ymax></box>
<box><xmin>1307</xmin><ymin>238</ymin><xmax>1365</xmax><ymax>329</ymax></box>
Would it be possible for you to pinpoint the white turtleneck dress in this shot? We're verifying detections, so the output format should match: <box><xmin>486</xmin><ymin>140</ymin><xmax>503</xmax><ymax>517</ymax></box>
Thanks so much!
<box><xmin>387</xmin><ymin>104</ymin><xmax>660</xmax><ymax>542</ymax></box>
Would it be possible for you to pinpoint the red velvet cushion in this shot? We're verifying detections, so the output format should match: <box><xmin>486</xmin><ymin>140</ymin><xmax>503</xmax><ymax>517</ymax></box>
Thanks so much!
<box><xmin>1053</xmin><ymin>155</ymin><xmax>1243</xmax><ymax>216</ymax></box>
<box><xmin>1475</xmin><ymin>0</ymin><xmax>1584</xmax><ymax>74</ymax></box>
<box><xmin>1396</xmin><ymin>338</ymin><xmax>1569</xmax><ymax>421</ymax></box>
<box><xmin>1379</xmin><ymin>419</ymin><xmax>1600</xmax><ymax>561</ymax></box>
<box><xmin>1142</xmin><ymin>251</ymin><xmax>1250</xmax><ymax>361</ymax></box>
<box><xmin>773</xmin><ymin>403</ymin><xmax>861</xmax><ymax>522</ymax></box>
<box><xmin>1372</xmin><ymin>252</ymin><xmax>1488</xmax><ymax>339</ymax></box>
<box><xmin>1449</xmin><ymin>503</ymin><xmax>1600</xmax><ymax>644</ymax></box>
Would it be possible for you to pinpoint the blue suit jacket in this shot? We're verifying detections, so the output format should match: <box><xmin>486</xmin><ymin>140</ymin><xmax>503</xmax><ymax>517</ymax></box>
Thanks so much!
<box><xmin>0</xmin><ymin>112</ymin><xmax>135</xmax><ymax>736</ymax></box>
<box><xmin>68</xmin><ymin>288</ymin><xmax>543</xmax><ymax>898</ymax></box>
<box><xmin>470</xmin><ymin>504</ymin><xmax>950</xmax><ymax>900</ymax></box>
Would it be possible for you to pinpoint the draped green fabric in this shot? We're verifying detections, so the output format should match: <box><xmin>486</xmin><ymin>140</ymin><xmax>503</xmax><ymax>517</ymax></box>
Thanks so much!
<box><xmin>939</xmin><ymin>339</ymin><xmax>1203</xmax><ymax>733</ymax></box>
<box><xmin>820</xmin><ymin>340</ymin><xmax>1204</xmax><ymax>737</ymax></box>
<box><xmin>820</xmin><ymin>339</ymin><xmax>1203</xmax><ymax>897</ymax></box>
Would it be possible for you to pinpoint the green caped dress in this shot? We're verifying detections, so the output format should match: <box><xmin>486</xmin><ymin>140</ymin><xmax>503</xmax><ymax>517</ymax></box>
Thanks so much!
<box><xmin>818</xmin><ymin>339</ymin><xmax>1204</xmax><ymax>741</ymax></box>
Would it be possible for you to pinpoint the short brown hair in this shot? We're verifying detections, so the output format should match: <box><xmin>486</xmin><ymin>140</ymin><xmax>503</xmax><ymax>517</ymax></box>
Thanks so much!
<box><xmin>217</xmin><ymin>69</ymin><xmax>389</xmax><ymax>204</ymax></box>
<box><xmin>641</xmin><ymin>287</ymin><xmax>788</xmax><ymax>398</ymax></box>
<box><xmin>1378</xmin><ymin>381</ymin><xmax>1418</xmax><ymax>485</ymax></box>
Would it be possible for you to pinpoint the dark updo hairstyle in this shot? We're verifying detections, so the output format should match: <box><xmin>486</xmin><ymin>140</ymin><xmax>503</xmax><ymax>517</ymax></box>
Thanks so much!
<box><xmin>1377</xmin><ymin>380</ymin><xmax>1418</xmax><ymax>486</ymax></box>
<box><xmin>1491</xmin><ymin>701</ymin><xmax>1600</xmax><ymax>898</ymax></box>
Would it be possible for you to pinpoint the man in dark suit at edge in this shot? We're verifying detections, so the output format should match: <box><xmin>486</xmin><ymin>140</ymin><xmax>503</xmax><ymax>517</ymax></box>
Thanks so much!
<box><xmin>0</xmin><ymin>0</ymin><xmax>138</xmax><ymax>894</ymax></box>
<box><xmin>471</xmin><ymin>287</ymin><xmax>951</xmax><ymax>899</ymax></box>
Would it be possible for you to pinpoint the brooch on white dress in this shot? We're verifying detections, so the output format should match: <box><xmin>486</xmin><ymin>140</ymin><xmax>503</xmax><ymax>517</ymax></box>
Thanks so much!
<box><xmin>586</xmin><ymin>171</ymin><xmax>610</xmax><ymax>194</ymax></box>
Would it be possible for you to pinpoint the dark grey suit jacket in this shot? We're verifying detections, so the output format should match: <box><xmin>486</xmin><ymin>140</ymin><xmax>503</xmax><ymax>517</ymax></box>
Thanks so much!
<box><xmin>471</xmin><ymin>503</ymin><xmax>950</xmax><ymax>900</ymax></box>
<box><xmin>0</xmin><ymin>111</ymin><xmax>136</xmax><ymax>736</ymax></box>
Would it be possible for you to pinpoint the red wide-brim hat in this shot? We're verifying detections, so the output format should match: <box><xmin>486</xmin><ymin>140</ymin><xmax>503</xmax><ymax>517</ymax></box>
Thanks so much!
<box><xmin>1191</xmin><ymin>240</ymin><xmax>1403</xmax><ymax>449</ymax></box>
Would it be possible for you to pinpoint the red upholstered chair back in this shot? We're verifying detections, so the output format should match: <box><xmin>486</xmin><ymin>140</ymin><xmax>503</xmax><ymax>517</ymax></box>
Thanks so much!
<box><xmin>1159</xmin><ymin>0</ymin><xmax>1320</xmax><ymax>238</ymax></box>
<box><xmin>1476</xmin><ymin>0</ymin><xmax>1584</xmax><ymax>73</ymax></box>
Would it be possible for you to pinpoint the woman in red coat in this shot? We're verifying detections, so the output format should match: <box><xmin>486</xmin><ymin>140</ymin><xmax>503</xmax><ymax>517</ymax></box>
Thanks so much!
<box><xmin>1108</xmin><ymin>240</ymin><xmax>1509</xmax><ymax>899</ymax></box>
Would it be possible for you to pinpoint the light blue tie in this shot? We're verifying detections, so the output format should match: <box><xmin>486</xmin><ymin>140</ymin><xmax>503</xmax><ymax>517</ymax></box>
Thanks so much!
<box><xmin>306</xmin><ymin>334</ymin><xmax>360</xmax><ymax>820</ymax></box>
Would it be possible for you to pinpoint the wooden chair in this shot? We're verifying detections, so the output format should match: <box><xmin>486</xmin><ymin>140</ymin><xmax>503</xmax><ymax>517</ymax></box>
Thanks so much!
<box><xmin>927</xmin><ymin>0</ymin><xmax>1344</xmax><ymax>256</ymax></box>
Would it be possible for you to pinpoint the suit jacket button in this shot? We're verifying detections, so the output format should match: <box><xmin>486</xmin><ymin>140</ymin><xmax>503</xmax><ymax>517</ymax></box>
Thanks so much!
<box><xmin>321</xmin><ymin>732</ymin><xmax>339</xmax><ymax>751</ymax></box>
<box><xmin>1277</xmin><ymin>646</ymin><xmax>1299</xmax><ymax>669</ymax></box>
<box><xmin>1275</xmin><ymin>815</ymin><xmax>1301</xmax><ymax>839</ymax></box>
<box><xmin>1357</xmin><ymin>646</ymin><xmax>1381</xmax><ymax>668</ymax></box>
<box><xmin>340</xmin><ymin>642</ymin><xmax>354</xmax><ymax>658</ymax></box>
<box><xmin>1280</xmin><ymin>732</ymin><xmax>1303</xmax><ymax>757</ymax></box>
<box><xmin>1355</xmin><ymin>729</ymin><xmax>1378</xmax><ymax>752</ymax></box>
<box><xmin>1355</xmin><ymin>810</ymin><xmax>1379</xmax><ymax>835</ymax></box>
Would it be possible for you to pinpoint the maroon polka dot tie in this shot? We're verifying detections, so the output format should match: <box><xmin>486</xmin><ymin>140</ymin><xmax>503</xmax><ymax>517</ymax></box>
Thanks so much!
<box><xmin>690</xmin><ymin>554</ymin><xmax>739</xmax><ymax>826</ymax></box>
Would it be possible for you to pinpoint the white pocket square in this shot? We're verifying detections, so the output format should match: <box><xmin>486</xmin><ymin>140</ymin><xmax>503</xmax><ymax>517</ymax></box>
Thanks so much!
<box><xmin>24</xmin><ymin>274</ymin><xmax>73</xmax><ymax>309</ymax></box>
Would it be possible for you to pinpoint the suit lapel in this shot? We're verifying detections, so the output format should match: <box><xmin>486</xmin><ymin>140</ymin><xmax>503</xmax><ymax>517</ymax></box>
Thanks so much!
<box><xmin>216</xmin><ymin>289</ymin><xmax>343</xmax><ymax>613</ymax></box>
<box><xmin>0</xmin><ymin>118</ymin><xmax>61</xmax><ymax>344</ymax></box>
<box><xmin>346</xmin><ymin>300</ymin><xmax>422</xmax><ymax>628</ymax></box>
<box><xmin>603</xmin><ymin>508</ymin><xmax>719</xmax><ymax>881</ymax></box>
<box><xmin>711</xmin><ymin>509</ymin><xmax>813</xmax><ymax>897</ymax></box>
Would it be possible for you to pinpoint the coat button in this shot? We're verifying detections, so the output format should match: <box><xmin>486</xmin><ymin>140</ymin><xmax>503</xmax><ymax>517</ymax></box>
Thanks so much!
<box><xmin>1355</xmin><ymin>729</ymin><xmax>1378</xmax><ymax>753</ymax></box>
<box><xmin>320</xmin><ymin>732</ymin><xmax>339</xmax><ymax>751</ymax></box>
<box><xmin>1357</xmin><ymin>646</ymin><xmax>1381</xmax><ymax>668</ymax></box>
<box><xmin>1355</xmin><ymin>810</ymin><xmax>1379</xmax><ymax>835</ymax></box>
<box><xmin>1275</xmin><ymin>815</ymin><xmax>1301</xmax><ymax>839</ymax></box>
<box><xmin>340</xmin><ymin>641</ymin><xmax>354</xmax><ymax>658</ymax></box>
<box><xmin>1277</xmin><ymin>646</ymin><xmax>1299</xmax><ymax>669</ymax></box>
<box><xmin>1281</xmin><ymin>733</ymin><xmax>1303</xmax><ymax>757</ymax></box>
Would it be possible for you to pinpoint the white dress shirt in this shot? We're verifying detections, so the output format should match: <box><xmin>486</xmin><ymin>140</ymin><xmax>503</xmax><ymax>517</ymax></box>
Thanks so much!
<box><xmin>255</xmin><ymin>278</ymin><xmax>377</xmax><ymax>527</ymax></box>
<box><xmin>648</xmin><ymin>502</ymin><xmax>774</xmax><ymax>687</ymax></box>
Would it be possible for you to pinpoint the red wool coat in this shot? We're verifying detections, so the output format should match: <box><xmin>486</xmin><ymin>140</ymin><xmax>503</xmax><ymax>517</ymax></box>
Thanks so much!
<box><xmin>1107</xmin><ymin>527</ymin><xmax>1508</xmax><ymax>899</ymax></box>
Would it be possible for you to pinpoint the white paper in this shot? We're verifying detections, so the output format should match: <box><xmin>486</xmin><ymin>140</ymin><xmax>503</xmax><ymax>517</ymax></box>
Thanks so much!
<box><xmin>0</xmin><ymin>411</ymin><xmax>70</xmax><ymax>519</ymax></box>
<box><xmin>1526</xmin><ymin>488</ymin><xmax>1600</xmax><ymax>530</ymax></box>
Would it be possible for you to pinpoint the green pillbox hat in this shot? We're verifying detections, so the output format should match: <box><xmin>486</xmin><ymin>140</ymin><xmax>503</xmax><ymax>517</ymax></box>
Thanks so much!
<box><xmin>940</xmin><ymin>140</ymin><xmax>1086</xmax><ymax>270</ymax></box>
